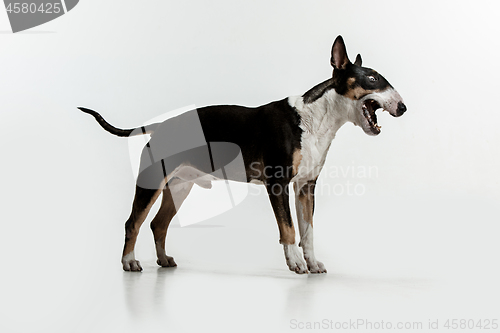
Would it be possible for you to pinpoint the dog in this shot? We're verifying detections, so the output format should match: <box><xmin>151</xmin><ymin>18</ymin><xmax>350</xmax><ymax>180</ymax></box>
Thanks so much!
<box><xmin>80</xmin><ymin>36</ymin><xmax>406</xmax><ymax>274</ymax></box>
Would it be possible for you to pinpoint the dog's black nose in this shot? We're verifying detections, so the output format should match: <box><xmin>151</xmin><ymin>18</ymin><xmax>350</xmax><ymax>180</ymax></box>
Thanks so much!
<box><xmin>396</xmin><ymin>101</ymin><xmax>407</xmax><ymax>116</ymax></box>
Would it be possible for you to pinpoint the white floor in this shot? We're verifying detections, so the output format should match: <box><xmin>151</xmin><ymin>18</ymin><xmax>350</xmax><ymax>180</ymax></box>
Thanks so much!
<box><xmin>1</xmin><ymin>192</ymin><xmax>498</xmax><ymax>333</ymax></box>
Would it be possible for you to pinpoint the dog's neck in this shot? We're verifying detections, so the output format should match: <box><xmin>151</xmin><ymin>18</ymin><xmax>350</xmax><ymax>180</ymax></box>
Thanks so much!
<box><xmin>288</xmin><ymin>83</ymin><xmax>357</xmax><ymax>182</ymax></box>
<box><xmin>289</xmin><ymin>84</ymin><xmax>355</xmax><ymax>142</ymax></box>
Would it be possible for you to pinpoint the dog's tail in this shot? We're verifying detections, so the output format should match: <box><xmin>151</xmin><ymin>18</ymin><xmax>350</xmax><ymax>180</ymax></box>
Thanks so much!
<box><xmin>78</xmin><ymin>107</ymin><xmax>160</xmax><ymax>137</ymax></box>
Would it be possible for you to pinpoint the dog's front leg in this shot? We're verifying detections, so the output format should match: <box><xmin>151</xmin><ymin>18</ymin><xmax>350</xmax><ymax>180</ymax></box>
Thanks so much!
<box><xmin>294</xmin><ymin>181</ymin><xmax>327</xmax><ymax>273</ymax></box>
<box><xmin>266</xmin><ymin>181</ymin><xmax>308</xmax><ymax>274</ymax></box>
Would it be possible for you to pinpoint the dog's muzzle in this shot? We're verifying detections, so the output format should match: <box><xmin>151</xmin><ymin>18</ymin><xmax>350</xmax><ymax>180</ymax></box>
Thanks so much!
<box><xmin>359</xmin><ymin>88</ymin><xmax>406</xmax><ymax>136</ymax></box>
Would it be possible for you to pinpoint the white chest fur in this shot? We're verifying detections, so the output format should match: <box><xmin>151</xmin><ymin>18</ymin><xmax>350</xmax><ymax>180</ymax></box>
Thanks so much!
<box><xmin>288</xmin><ymin>90</ymin><xmax>357</xmax><ymax>187</ymax></box>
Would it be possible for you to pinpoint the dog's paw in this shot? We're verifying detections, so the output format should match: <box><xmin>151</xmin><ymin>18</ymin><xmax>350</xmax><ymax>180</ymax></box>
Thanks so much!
<box><xmin>122</xmin><ymin>259</ymin><xmax>143</xmax><ymax>272</ymax></box>
<box><xmin>157</xmin><ymin>255</ymin><xmax>177</xmax><ymax>268</ymax></box>
<box><xmin>307</xmin><ymin>260</ymin><xmax>327</xmax><ymax>274</ymax></box>
<box><xmin>288</xmin><ymin>259</ymin><xmax>308</xmax><ymax>274</ymax></box>
<box><xmin>284</xmin><ymin>244</ymin><xmax>308</xmax><ymax>274</ymax></box>
<box><xmin>122</xmin><ymin>251</ymin><xmax>143</xmax><ymax>271</ymax></box>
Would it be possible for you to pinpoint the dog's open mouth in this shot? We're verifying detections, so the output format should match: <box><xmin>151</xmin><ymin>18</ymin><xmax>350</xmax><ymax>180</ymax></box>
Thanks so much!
<box><xmin>362</xmin><ymin>99</ymin><xmax>383</xmax><ymax>135</ymax></box>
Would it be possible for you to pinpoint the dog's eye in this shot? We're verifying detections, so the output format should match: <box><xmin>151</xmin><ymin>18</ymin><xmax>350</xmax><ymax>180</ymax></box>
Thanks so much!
<box><xmin>368</xmin><ymin>75</ymin><xmax>377</xmax><ymax>82</ymax></box>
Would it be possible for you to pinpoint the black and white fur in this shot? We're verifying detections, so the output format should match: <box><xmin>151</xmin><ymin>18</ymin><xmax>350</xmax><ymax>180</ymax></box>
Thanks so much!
<box><xmin>80</xmin><ymin>36</ymin><xmax>406</xmax><ymax>274</ymax></box>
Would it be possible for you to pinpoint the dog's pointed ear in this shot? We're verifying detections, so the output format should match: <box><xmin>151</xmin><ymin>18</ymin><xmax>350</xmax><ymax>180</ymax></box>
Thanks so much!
<box><xmin>354</xmin><ymin>54</ymin><xmax>362</xmax><ymax>66</ymax></box>
<box><xmin>330</xmin><ymin>35</ymin><xmax>350</xmax><ymax>70</ymax></box>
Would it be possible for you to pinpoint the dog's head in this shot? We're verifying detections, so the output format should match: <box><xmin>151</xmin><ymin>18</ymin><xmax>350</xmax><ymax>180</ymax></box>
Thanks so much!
<box><xmin>331</xmin><ymin>35</ymin><xmax>406</xmax><ymax>136</ymax></box>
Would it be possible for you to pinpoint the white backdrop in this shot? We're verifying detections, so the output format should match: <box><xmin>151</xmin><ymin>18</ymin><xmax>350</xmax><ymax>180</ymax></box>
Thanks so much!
<box><xmin>1</xmin><ymin>1</ymin><xmax>499</xmax><ymax>332</ymax></box>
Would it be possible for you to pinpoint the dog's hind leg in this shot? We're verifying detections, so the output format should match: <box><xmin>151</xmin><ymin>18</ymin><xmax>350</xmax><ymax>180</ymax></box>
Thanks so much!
<box><xmin>294</xmin><ymin>181</ymin><xmax>327</xmax><ymax>273</ymax></box>
<box><xmin>122</xmin><ymin>186</ymin><xmax>162</xmax><ymax>271</ymax></box>
<box><xmin>266</xmin><ymin>181</ymin><xmax>308</xmax><ymax>274</ymax></box>
<box><xmin>150</xmin><ymin>178</ymin><xmax>193</xmax><ymax>268</ymax></box>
